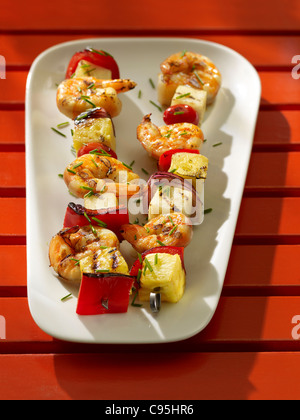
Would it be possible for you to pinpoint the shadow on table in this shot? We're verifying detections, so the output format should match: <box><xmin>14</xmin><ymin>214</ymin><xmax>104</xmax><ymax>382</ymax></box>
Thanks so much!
<box><xmin>52</xmin><ymin>98</ymin><xmax>291</xmax><ymax>400</ymax></box>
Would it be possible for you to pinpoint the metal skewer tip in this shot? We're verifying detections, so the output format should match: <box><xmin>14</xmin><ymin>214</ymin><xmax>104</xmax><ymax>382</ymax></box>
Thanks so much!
<box><xmin>150</xmin><ymin>292</ymin><xmax>161</xmax><ymax>313</ymax></box>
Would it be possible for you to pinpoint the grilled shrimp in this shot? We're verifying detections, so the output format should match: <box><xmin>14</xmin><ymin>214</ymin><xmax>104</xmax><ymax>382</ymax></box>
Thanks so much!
<box><xmin>64</xmin><ymin>154</ymin><xmax>140</xmax><ymax>198</ymax></box>
<box><xmin>56</xmin><ymin>76</ymin><xmax>137</xmax><ymax>119</ymax></box>
<box><xmin>120</xmin><ymin>213</ymin><xmax>193</xmax><ymax>254</ymax></box>
<box><xmin>158</xmin><ymin>51</ymin><xmax>221</xmax><ymax>106</ymax></box>
<box><xmin>137</xmin><ymin>114</ymin><xmax>204</xmax><ymax>160</ymax></box>
<box><xmin>49</xmin><ymin>225</ymin><xmax>120</xmax><ymax>284</ymax></box>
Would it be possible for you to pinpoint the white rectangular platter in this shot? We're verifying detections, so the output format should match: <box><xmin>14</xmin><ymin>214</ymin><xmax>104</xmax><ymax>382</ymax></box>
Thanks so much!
<box><xmin>26</xmin><ymin>37</ymin><xmax>261</xmax><ymax>343</ymax></box>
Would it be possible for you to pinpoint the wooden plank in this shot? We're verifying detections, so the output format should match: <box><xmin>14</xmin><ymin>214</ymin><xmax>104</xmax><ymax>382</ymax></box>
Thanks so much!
<box><xmin>245</xmin><ymin>152</ymin><xmax>300</xmax><ymax>191</ymax></box>
<box><xmin>1</xmin><ymin>197</ymin><xmax>300</xmax><ymax>239</ymax></box>
<box><xmin>0</xmin><ymin>153</ymin><xmax>25</xmax><ymax>188</ymax></box>
<box><xmin>1</xmin><ymin>296</ymin><xmax>300</xmax><ymax>346</ymax></box>
<box><xmin>0</xmin><ymin>198</ymin><xmax>26</xmax><ymax>236</ymax></box>
<box><xmin>0</xmin><ymin>0</ymin><xmax>298</xmax><ymax>32</ymax></box>
<box><xmin>4</xmin><ymin>151</ymin><xmax>300</xmax><ymax>192</ymax></box>
<box><xmin>1</xmin><ymin>71</ymin><xmax>298</xmax><ymax>107</ymax></box>
<box><xmin>0</xmin><ymin>109</ymin><xmax>298</xmax><ymax>150</ymax></box>
<box><xmin>260</xmin><ymin>72</ymin><xmax>300</xmax><ymax>106</ymax></box>
<box><xmin>224</xmin><ymin>245</ymin><xmax>300</xmax><ymax>288</ymax></box>
<box><xmin>235</xmin><ymin>197</ymin><xmax>300</xmax><ymax>238</ymax></box>
<box><xmin>1</xmin><ymin>352</ymin><xmax>300</xmax><ymax>400</ymax></box>
<box><xmin>1</xmin><ymin>34</ymin><xmax>299</xmax><ymax>67</ymax></box>
<box><xmin>0</xmin><ymin>245</ymin><xmax>26</xmax><ymax>287</ymax></box>
<box><xmin>253</xmin><ymin>110</ymin><xmax>300</xmax><ymax>149</ymax></box>
<box><xmin>0</xmin><ymin>111</ymin><xmax>25</xmax><ymax>146</ymax></box>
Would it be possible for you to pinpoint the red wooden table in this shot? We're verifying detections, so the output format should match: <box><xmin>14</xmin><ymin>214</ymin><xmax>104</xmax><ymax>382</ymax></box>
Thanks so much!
<box><xmin>1</xmin><ymin>0</ymin><xmax>300</xmax><ymax>400</ymax></box>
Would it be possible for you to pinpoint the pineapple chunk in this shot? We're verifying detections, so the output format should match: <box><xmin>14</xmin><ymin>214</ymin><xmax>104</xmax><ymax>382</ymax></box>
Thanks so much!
<box><xmin>148</xmin><ymin>185</ymin><xmax>194</xmax><ymax>220</ymax></box>
<box><xmin>171</xmin><ymin>85</ymin><xmax>207</xmax><ymax>124</ymax></box>
<box><xmin>73</xmin><ymin>59</ymin><xmax>112</xmax><ymax>80</ymax></box>
<box><xmin>168</xmin><ymin>152</ymin><xmax>208</xmax><ymax>188</ymax></box>
<box><xmin>84</xmin><ymin>193</ymin><xmax>118</xmax><ymax>210</ymax></box>
<box><xmin>139</xmin><ymin>253</ymin><xmax>185</xmax><ymax>303</ymax></box>
<box><xmin>79</xmin><ymin>247</ymin><xmax>129</xmax><ymax>275</ymax></box>
<box><xmin>73</xmin><ymin>117</ymin><xmax>116</xmax><ymax>152</ymax></box>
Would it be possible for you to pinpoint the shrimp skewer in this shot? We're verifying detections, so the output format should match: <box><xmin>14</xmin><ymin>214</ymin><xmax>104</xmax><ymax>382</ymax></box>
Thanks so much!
<box><xmin>120</xmin><ymin>213</ymin><xmax>193</xmax><ymax>254</ymax></box>
<box><xmin>63</xmin><ymin>154</ymin><xmax>140</xmax><ymax>198</ymax></box>
<box><xmin>49</xmin><ymin>225</ymin><xmax>120</xmax><ymax>284</ymax></box>
<box><xmin>56</xmin><ymin>76</ymin><xmax>137</xmax><ymax>119</ymax></box>
<box><xmin>137</xmin><ymin>114</ymin><xmax>204</xmax><ymax>160</ymax></box>
<box><xmin>158</xmin><ymin>51</ymin><xmax>221</xmax><ymax>106</ymax></box>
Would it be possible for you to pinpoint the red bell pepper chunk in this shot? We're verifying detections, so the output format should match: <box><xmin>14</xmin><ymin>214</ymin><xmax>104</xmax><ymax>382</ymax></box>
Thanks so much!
<box><xmin>76</xmin><ymin>272</ymin><xmax>135</xmax><ymax>315</ymax></box>
<box><xmin>63</xmin><ymin>202</ymin><xmax>129</xmax><ymax>242</ymax></box>
<box><xmin>65</xmin><ymin>48</ymin><xmax>120</xmax><ymax>79</ymax></box>
<box><xmin>77</xmin><ymin>142</ymin><xmax>118</xmax><ymax>159</ymax></box>
<box><xmin>130</xmin><ymin>246</ymin><xmax>185</xmax><ymax>289</ymax></box>
<box><xmin>158</xmin><ymin>149</ymin><xmax>200</xmax><ymax>172</ymax></box>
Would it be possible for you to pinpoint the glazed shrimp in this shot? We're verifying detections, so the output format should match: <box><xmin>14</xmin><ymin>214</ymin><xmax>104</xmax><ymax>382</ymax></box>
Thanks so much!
<box><xmin>49</xmin><ymin>225</ymin><xmax>120</xmax><ymax>284</ymax></box>
<box><xmin>120</xmin><ymin>213</ymin><xmax>193</xmax><ymax>254</ymax></box>
<box><xmin>56</xmin><ymin>76</ymin><xmax>137</xmax><ymax>119</ymax></box>
<box><xmin>64</xmin><ymin>154</ymin><xmax>140</xmax><ymax>198</ymax></box>
<box><xmin>158</xmin><ymin>51</ymin><xmax>221</xmax><ymax>106</ymax></box>
<box><xmin>137</xmin><ymin>114</ymin><xmax>204</xmax><ymax>159</ymax></box>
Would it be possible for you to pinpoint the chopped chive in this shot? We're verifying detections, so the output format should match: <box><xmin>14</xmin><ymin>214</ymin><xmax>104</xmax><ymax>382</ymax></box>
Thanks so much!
<box><xmin>174</xmin><ymin>111</ymin><xmax>185</xmax><ymax>115</ymax></box>
<box><xmin>80</xmin><ymin>186</ymin><xmax>94</xmax><ymax>191</ymax></box>
<box><xmin>57</xmin><ymin>122</ymin><xmax>69</xmax><ymax>128</ymax></box>
<box><xmin>169</xmin><ymin>168</ymin><xmax>177</xmax><ymax>173</ymax></box>
<box><xmin>122</xmin><ymin>162</ymin><xmax>132</xmax><ymax>170</ymax></box>
<box><xmin>164</xmin><ymin>129</ymin><xmax>173</xmax><ymax>138</ymax></box>
<box><xmin>149</xmin><ymin>100</ymin><xmax>162</xmax><ymax>112</ymax></box>
<box><xmin>168</xmin><ymin>215</ymin><xmax>174</xmax><ymax>225</ymax></box>
<box><xmin>70</xmin><ymin>145</ymin><xmax>76</xmax><ymax>156</ymax></box>
<box><xmin>181</xmin><ymin>50</ymin><xmax>187</xmax><ymax>57</ymax></box>
<box><xmin>61</xmin><ymin>293</ymin><xmax>72</xmax><ymax>301</ymax></box>
<box><xmin>175</xmin><ymin>92</ymin><xmax>191</xmax><ymax>99</ymax></box>
<box><xmin>51</xmin><ymin>127</ymin><xmax>66</xmax><ymax>137</ymax></box>
<box><xmin>134</xmin><ymin>234</ymin><xmax>137</xmax><ymax>240</ymax></box>
<box><xmin>91</xmin><ymin>158</ymin><xmax>98</xmax><ymax>168</ymax></box>
<box><xmin>141</xmin><ymin>168</ymin><xmax>149</xmax><ymax>175</ymax></box>
<box><xmin>84</xmin><ymin>191</ymin><xmax>95</xmax><ymax>198</ymax></box>
<box><xmin>138</xmin><ymin>253</ymin><xmax>142</xmax><ymax>264</ymax></box>
<box><xmin>136</xmin><ymin>268</ymin><xmax>142</xmax><ymax>284</ymax></box>
<box><xmin>180</xmin><ymin>131</ymin><xmax>189</xmax><ymax>136</ymax></box>
<box><xmin>81</xmin><ymin>97</ymin><xmax>96</xmax><ymax>107</ymax></box>
<box><xmin>193</xmin><ymin>70</ymin><xmax>204</xmax><ymax>86</ymax></box>
<box><xmin>149</xmin><ymin>78</ymin><xmax>155</xmax><ymax>89</ymax></box>
<box><xmin>130</xmin><ymin>160</ymin><xmax>135</xmax><ymax>167</ymax></box>
<box><xmin>96</xmin><ymin>269</ymin><xmax>110</xmax><ymax>273</ymax></box>
<box><xmin>72</xmin><ymin>162</ymin><xmax>83</xmax><ymax>169</ymax></box>
<box><xmin>90</xmin><ymin>224</ymin><xmax>97</xmax><ymax>236</ymax></box>
<box><xmin>86</xmin><ymin>47</ymin><xmax>113</xmax><ymax>57</ymax></box>
<box><xmin>145</xmin><ymin>226</ymin><xmax>150</xmax><ymax>233</ymax></box>
<box><xmin>58</xmin><ymin>173</ymin><xmax>63</xmax><ymax>178</ymax></box>
<box><xmin>131</xmin><ymin>291</ymin><xmax>142</xmax><ymax>307</ymax></box>
<box><xmin>155</xmin><ymin>254</ymin><xmax>158</xmax><ymax>265</ymax></box>
<box><xmin>91</xmin><ymin>217</ymin><xmax>107</xmax><ymax>227</ymax></box>
<box><xmin>67</xmin><ymin>168</ymin><xmax>76</xmax><ymax>174</ymax></box>
<box><xmin>204</xmin><ymin>208</ymin><xmax>213</xmax><ymax>214</ymax></box>
<box><xmin>133</xmin><ymin>218</ymin><xmax>139</xmax><ymax>225</ymax></box>
<box><xmin>71</xmin><ymin>129</ymin><xmax>74</xmax><ymax>136</ymax></box>
<box><xmin>70</xmin><ymin>258</ymin><xmax>80</xmax><ymax>266</ymax></box>
<box><xmin>138</xmin><ymin>90</ymin><xmax>142</xmax><ymax>99</ymax></box>
<box><xmin>83</xmin><ymin>212</ymin><xmax>91</xmax><ymax>223</ymax></box>
<box><xmin>99</xmin><ymin>246</ymin><xmax>108</xmax><ymax>249</ymax></box>
<box><xmin>156</xmin><ymin>240</ymin><xmax>166</xmax><ymax>246</ymax></box>
<box><xmin>169</xmin><ymin>225</ymin><xmax>178</xmax><ymax>236</ymax></box>
<box><xmin>144</xmin><ymin>257</ymin><xmax>153</xmax><ymax>273</ymax></box>
<box><xmin>87</xmin><ymin>82</ymin><xmax>95</xmax><ymax>89</ymax></box>
<box><xmin>213</xmin><ymin>142</ymin><xmax>223</xmax><ymax>147</ymax></box>
<box><xmin>89</xmin><ymin>148</ymin><xmax>111</xmax><ymax>157</ymax></box>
